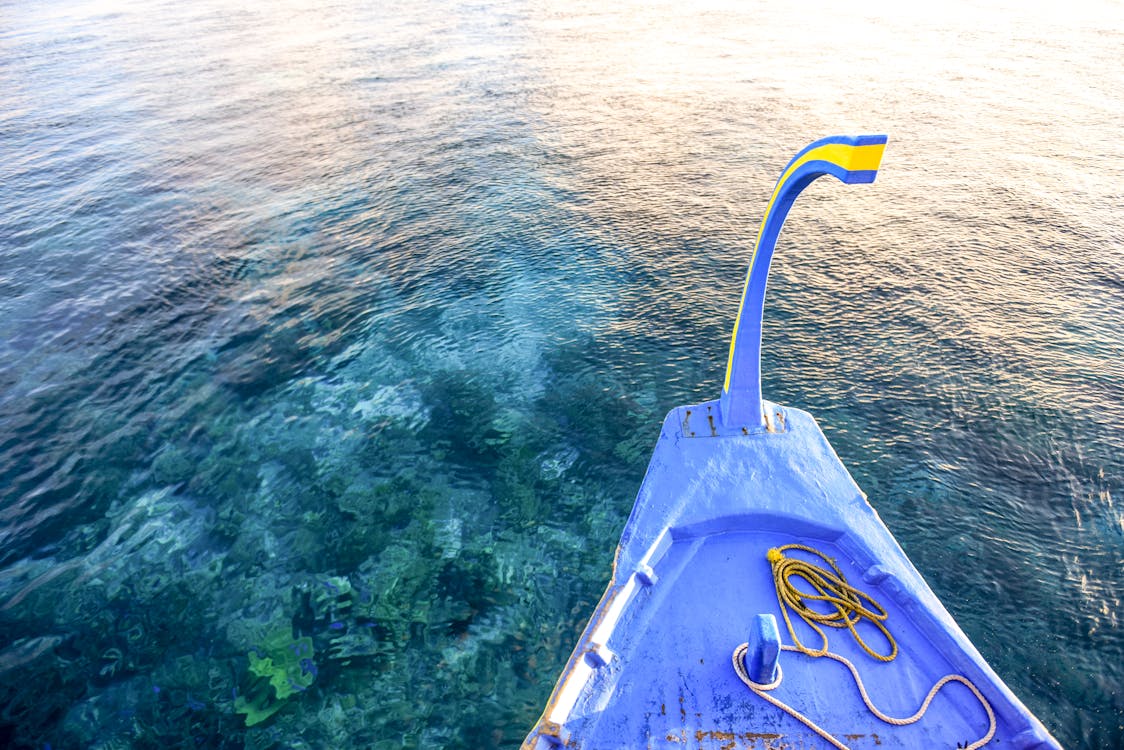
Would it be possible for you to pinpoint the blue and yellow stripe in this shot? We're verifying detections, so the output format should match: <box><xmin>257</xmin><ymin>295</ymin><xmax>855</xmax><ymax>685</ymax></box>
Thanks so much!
<box><xmin>720</xmin><ymin>134</ymin><xmax>887</xmax><ymax>429</ymax></box>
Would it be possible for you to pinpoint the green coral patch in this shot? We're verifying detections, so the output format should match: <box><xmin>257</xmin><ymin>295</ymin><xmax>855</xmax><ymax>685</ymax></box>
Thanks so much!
<box><xmin>235</xmin><ymin>633</ymin><xmax>316</xmax><ymax>726</ymax></box>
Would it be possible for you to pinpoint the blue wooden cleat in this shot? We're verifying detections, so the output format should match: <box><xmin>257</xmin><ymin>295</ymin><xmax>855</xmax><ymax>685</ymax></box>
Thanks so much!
<box><xmin>745</xmin><ymin>614</ymin><xmax>781</xmax><ymax>686</ymax></box>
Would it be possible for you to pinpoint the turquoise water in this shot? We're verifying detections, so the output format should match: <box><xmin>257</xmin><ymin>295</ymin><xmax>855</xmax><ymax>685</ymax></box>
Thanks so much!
<box><xmin>1</xmin><ymin>0</ymin><xmax>1121</xmax><ymax>747</ymax></box>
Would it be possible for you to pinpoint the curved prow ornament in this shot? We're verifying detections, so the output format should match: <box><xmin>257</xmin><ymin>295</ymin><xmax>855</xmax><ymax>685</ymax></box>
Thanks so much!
<box><xmin>720</xmin><ymin>134</ymin><xmax>887</xmax><ymax>431</ymax></box>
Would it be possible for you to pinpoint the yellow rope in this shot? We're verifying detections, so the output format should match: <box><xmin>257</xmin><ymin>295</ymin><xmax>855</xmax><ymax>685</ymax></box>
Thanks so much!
<box><xmin>728</xmin><ymin>544</ymin><xmax>997</xmax><ymax>749</ymax></box>
<box><xmin>767</xmin><ymin>544</ymin><xmax>896</xmax><ymax>662</ymax></box>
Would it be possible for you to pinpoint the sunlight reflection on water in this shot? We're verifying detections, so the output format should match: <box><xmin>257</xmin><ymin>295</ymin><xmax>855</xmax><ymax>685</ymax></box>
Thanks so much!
<box><xmin>0</xmin><ymin>0</ymin><xmax>1121</xmax><ymax>747</ymax></box>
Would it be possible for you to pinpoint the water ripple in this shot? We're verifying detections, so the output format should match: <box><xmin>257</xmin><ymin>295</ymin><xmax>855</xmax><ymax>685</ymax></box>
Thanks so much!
<box><xmin>1</xmin><ymin>0</ymin><xmax>1121</xmax><ymax>747</ymax></box>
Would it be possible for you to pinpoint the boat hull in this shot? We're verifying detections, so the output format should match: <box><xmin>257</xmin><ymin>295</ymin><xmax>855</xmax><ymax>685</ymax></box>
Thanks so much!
<box><xmin>523</xmin><ymin>400</ymin><xmax>1061</xmax><ymax>749</ymax></box>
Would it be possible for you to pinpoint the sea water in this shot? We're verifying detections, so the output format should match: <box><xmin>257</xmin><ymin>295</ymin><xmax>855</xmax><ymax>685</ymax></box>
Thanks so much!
<box><xmin>1</xmin><ymin>0</ymin><xmax>1121</xmax><ymax>747</ymax></box>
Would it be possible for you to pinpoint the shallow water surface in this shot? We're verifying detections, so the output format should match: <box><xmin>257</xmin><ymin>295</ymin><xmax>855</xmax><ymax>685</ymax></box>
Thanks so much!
<box><xmin>1</xmin><ymin>0</ymin><xmax>1121</xmax><ymax>747</ymax></box>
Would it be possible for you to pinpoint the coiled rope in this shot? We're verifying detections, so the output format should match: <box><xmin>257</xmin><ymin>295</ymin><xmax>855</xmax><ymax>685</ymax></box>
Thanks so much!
<box><xmin>730</xmin><ymin>544</ymin><xmax>996</xmax><ymax>750</ymax></box>
<box><xmin>767</xmin><ymin>544</ymin><xmax>895</xmax><ymax>661</ymax></box>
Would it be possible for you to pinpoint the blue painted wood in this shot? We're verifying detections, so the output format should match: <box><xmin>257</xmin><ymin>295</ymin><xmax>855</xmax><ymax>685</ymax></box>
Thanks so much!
<box><xmin>746</xmin><ymin>614</ymin><xmax>781</xmax><ymax>685</ymax></box>
<box><xmin>523</xmin><ymin>137</ymin><xmax>1062</xmax><ymax>750</ymax></box>
<box><xmin>720</xmin><ymin>134</ymin><xmax>887</xmax><ymax>431</ymax></box>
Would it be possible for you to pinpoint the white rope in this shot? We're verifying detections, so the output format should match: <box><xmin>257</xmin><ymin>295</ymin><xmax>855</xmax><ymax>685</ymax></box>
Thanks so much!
<box><xmin>731</xmin><ymin>643</ymin><xmax>996</xmax><ymax>750</ymax></box>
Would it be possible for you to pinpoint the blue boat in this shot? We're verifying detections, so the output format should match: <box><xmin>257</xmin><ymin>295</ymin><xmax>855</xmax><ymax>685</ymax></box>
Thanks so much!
<box><xmin>523</xmin><ymin>136</ymin><xmax>1062</xmax><ymax>750</ymax></box>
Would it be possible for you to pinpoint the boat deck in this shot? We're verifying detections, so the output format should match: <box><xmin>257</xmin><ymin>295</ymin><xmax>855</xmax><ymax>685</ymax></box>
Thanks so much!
<box><xmin>524</xmin><ymin>401</ymin><xmax>1059</xmax><ymax>750</ymax></box>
